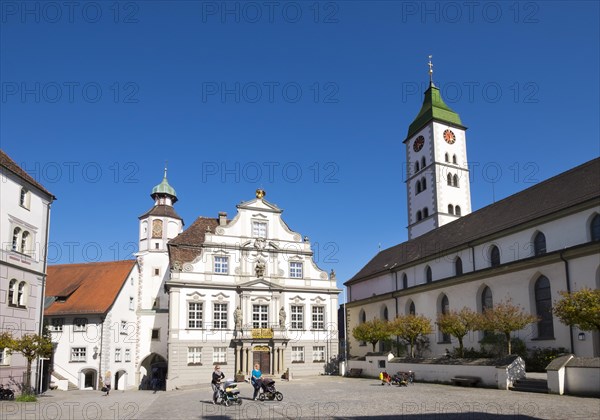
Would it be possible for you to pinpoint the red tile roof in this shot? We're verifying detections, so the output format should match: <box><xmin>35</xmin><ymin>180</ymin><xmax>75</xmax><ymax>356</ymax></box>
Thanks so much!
<box><xmin>45</xmin><ymin>260</ymin><xmax>136</xmax><ymax>316</ymax></box>
<box><xmin>168</xmin><ymin>217</ymin><xmax>219</xmax><ymax>266</ymax></box>
<box><xmin>0</xmin><ymin>149</ymin><xmax>55</xmax><ymax>199</ymax></box>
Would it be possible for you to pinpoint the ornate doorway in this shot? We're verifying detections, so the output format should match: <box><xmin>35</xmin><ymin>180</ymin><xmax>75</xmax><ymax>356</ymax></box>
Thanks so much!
<box><xmin>253</xmin><ymin>346</ymin><xmax>270</xmax><ymax>374</ymax></box>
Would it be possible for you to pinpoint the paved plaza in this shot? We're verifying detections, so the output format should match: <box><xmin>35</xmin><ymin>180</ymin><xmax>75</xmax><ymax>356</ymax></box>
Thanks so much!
<box><xmin>1</xmin><ymin>375</ymin><xmax>599</xmax><ymax>419</ymax></box>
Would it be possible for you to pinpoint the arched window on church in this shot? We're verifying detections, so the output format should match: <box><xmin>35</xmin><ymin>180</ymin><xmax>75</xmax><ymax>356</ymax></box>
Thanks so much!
<box><xmin>481</xmin><ymin>286</ymin><xmax>493</xmax><ymax>312</ymax></box>
<box><xmin>425</xmin><ymin>266</ymin><xmax>432</xmax><ymax>283</ymax></box>
<box><xmin>445</xmin><ymin>153</ymin><xmax>449</xmax><ymax>162</ymax></box>
<box><xmin>447</xmin><ymin>173</ymin><xmax>452</xmax><ymax>186</ymax></box>
<box><xmin>453</xmin><ymin>174</ymin><xmax>459</xmax><ymax>187</ymax></box>
<box><xmin>416</xmin><ymin>211</ymin><xmax>422</xmax><ymax>221</ymax></box>
<box><xmin>534</xmin><ymin>232</ymin><xmax>547</xmax><ymax>256</ymax></box>
<box><xmin>416</xmin><ymin>180</ymin><xmax>422</xmax><ymax>194</ymax></box>
<box><xmin>535</xmin><ymin>276</ymin><xmax>554</xmax><ymax>339</ymax></box>
<box><xmin>423</xmin><ymin>207</ymin><xmax>429</xmax><ymax>218</ymax></box>
<box><xmin>490</xmin><ymin>245</ymin><xmax>500</xmax><ymax>267</ymax></box>
<box><xmin>455</xmin><ymin>257</ymin><xmax>463</xmax><ymax>275</ymax></box>
<box><xmin>421</xmin><ymin>157</ymin><xmax>426</xmax><ymax>168</ymax></box>
<box><xmin>439</xmin><ymin>294</ymin><xmax>450</xmax><ymax>342</ymax></box>
<box><xmin>408</xmin><ymin>301</ymin><xmax>415</xmax><ymax>315</ymax></box>
<box><xmin>402</xmin><ymin>273</ymin><xmax>408</xmax><ymax>289</ymax></box>
<box><xmin>421</xmin><ymin>177</ymin><xmax>427</xmax><ymax>191</ymax></box>
<box><xmin>383</xmin><ymin>306</ymin><xmax>389</xmax><ymax>321</ymax></box>
<box><xmin>415</xmin><ymin>161</ymin><xmax>420</xmax><ymax>173</ymax></box>
<box><xmin>591</xmin><ymin>214</ymin><xmax>600</xmax><ymax>241</ymax></box>
<box><xmin>455</xmin><ymin>205</ymin><xmax>461</xmax><ymax>216</ymax></box>
<box><xmin>453</xmin><ymin>154</ymin><xmax>457</xmax><ymax>164</ymax></box>
<box><xmin>448</xmin><ymin>204</ymin><xmax>454</xmax><ymax>215</ymax></box>
<box><xmin>360</xmin><ymin>310</ymin><xmax>366</xmax><ymax>324</ymax></box>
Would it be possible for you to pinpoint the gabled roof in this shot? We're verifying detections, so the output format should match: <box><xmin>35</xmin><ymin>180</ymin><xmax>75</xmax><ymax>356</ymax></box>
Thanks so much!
<box><xmin>45</xmin><ymin>260</ymin><xmax>136</xmax><ymax>316</ymax></box>
<box><xmin>0</xmin><ymin>149</ymin><xmax>55</xmax><ymax>199</ymax></box>
<box><xmin>168</xmin><ymin>217</ymin><xmax>219</xmax><ymax>265</ymax></box>
<box><xmin>346</xmin><ymin>158</ymin><xmax>600</xmax><ymax>284</ymax></box>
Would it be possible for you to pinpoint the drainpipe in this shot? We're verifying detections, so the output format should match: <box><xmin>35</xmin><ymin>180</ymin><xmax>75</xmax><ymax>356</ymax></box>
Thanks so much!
<box><xmin>559</xmin><ymin>250</ymin><xmax>575</xmax><ymax>353</ymax></box>
<box><xmin>37</xmin><ymin>199</ymin><xmax>53</xmax><ymax>393</ymax></box>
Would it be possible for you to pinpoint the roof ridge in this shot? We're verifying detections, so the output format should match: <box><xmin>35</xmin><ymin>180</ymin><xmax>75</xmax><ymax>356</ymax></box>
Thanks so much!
<box><xmin>49</xmin><ymin>260</ymin><xmax>136</xmax><ymax>268</ymax></box>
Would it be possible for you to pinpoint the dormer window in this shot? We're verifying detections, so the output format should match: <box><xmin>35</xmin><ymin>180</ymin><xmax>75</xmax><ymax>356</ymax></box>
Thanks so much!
<box><xmin>252</xmin><ymin>221</ymin><xmax>267</xmax><ymax>238</ymax></box>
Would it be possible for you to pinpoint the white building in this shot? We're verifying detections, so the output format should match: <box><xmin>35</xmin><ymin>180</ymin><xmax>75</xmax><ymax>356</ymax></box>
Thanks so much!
<box><xmin>345</xmin><ymin>78</ymin><xmax>600</xmax><ymax>359</ymax></box>
<box><xmin>45</xmin><ymin>261</ymin><xmax>139</xmax><ymax>390</ymax></box>
<box><xmin>165</xmin><ymin>189</ymin><xmax>341</xmax><ymax>389</ymax></box>
<box><xmin>0</xmin><ymin>149</ymin><xmax>55</xmax><ymax>390</ymax></box>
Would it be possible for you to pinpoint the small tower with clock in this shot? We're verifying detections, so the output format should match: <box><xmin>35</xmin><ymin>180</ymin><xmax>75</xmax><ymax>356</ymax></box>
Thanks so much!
<box><xmin>404</xmin><ymin>58</ymin><xmax>472</xmax><ymax>239</ymax></box>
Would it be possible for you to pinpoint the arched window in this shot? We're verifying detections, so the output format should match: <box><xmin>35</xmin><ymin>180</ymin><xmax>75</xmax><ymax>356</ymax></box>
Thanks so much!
<box><xmin>415</xmin><ymin>161</ymin><xmax>420</xmax><ymax>173</ymax></box>
<box><xmin>455</xmin><ymin>257</ymin><xmax>463</xmax><ymax>275</ymax></box>
<box><xmin>12</xmin><ymin>227</ymin><xmax>21</xmax><ymax>252</ymax></box>
<box><xmin>383</xmin><ymin>306</ymin><xmax>389</xmax><ymax>321</ymax></box>
<box><xmin>439</xmin><ymin>295</ymin><xmax>450</xmax><ymax>342</ymax></box>
<box><xmin>535</xmin><ymin>276</ymin><xmax>554</xmax><ymax>338</ymax></box>
<box><xmin>452</xmin><ymin>154</ymin><xmax>457</xmax><ymax>164</ymax></box>
<box><xmin>490</xmin><ymin>245</ymin><xmax>500</xmax><ymax>267</ymax></box>
<box><xmin>481</xmin><ymin>286</ymin><xmax>493</xmax><ymax>312</ymax></box>
<box><xmin>421</xmin><ymin>177</ymin><xmax>426</xmax><ymax>191</ymax></box>
<box><xmin>402</xmin><ymin>273</ymin><xmax>408</xmax><ymax>289</ymax></box>
<box><xmin>8</xmin><ymin>279</ymin><xmax>17</xmax><ymax>306</ymax></box>
<box><xmin>421</xmin><ymin>157</ymin><xmax>426</xmax><ymax>168</ymax></box>
<box><xmin>21</xmin><ymin>231</ymin><xmax>30</xmax><ymax>254</ymax></box>
<box><xmin>455</xmin><ymin>205</ymin><xmax>461</xmax><ymax>216</ymax></box>
<box><xmin>447</xmin><ymin>173</ymin><xmax>452</xmax><ymax>186</ymax></box>
<box><xmin>17</xmin><ymin>282</ymin><xmax>26</xmax><ymax>307</ymax></box>
<box><xmin>423</xmin><ymin>207</ymin><xmax>429</xmax><ymax>218</ymax></box>
<box><xmin>416</xmin><ymin>180</ymin><xmax>422</xmax><ymax>194</ymax></box>
<box><xmin>416</xmin><ymin>211</ymin><xmax>422</xmax><ymax>221</ymax></box>
<box><xmin>533</xmin><ymin>232</ymin><xmax>547</xmax><ymax>256</ymax></box>
<box><xmin>591</xmin><ymin>214</ymin><xmax>600</xmax><ymax>241</ymax></box>
<box><xmin>445</xmin><ymin>153</ymin><xmax>449</xmax><ymax>162</ymax></box>
<box><xmin>409</xmin><ymin>301</ymin><xmax>415</xmax><ymax>315</ymax></box>
<box><xmin>453</xmin><ymin>174</ymin><xmax>459</xmax><ymax>187</ymax></box>
<box><xmin>448</xmin><ymin>204</ymin><xmax>454</xmax><ymax>215</ymax></box>
<box><xmin>20</xmin><ymin>187</ymin><xmax>29</xmax><ymax>208</ymax></box>
<box><xmin>360</xmin><ymin>310</ymin><xmax>366</xmax><ymax>324</ymax></box>
<box><xmin>425</xmin><ymin>266</ymin><xmax>432</xmax><ymax>283</ymax></box>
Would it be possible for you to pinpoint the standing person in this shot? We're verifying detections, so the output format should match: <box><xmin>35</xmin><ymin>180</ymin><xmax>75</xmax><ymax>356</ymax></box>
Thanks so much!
<box><xmin>251</xmin><ymin>363</ymin><xmax>262</xmax><ymax>400</ymax></box>
<box><xmin>104</xmin><ymin>371</ymin><xmax>111</xmax><ymax>396</ymax></box>
<box><xmin>211</xmin><ymin>365</ymin><xmax>225</xmax><ymax>404</ymax></box>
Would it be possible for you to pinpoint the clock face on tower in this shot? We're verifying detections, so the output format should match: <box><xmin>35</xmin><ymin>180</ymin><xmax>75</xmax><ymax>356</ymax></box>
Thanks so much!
<box><xmin>413</xmin><ymin>136</ymin><xmax>425</xmax><ymax>152</ymax></box>
<box><xmin>443</xmin><ymin>129</ymin><xmax>456</xmax><ymax>144</ymax></box>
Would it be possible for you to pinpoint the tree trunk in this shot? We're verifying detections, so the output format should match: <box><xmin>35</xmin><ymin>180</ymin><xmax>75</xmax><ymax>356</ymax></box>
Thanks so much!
<box><xmin>458</xmin><ymin>337</ymin><xmax>464</xmax><ymax>358</ymax></box>
<box><xmin>410</xmin><ymin>339</ymin><xmax>415</xmax><ymax>358</ymax></box>
<box><xmin>371</xmin><ymin>342</ymin><xmax>376</xmax><ymax>352</ymax></box>
<box><xmin>26</xmin><ymin>358</ymin><xmax>32</xmax><ymax>393</ymax></box>
<box><xmin>505</xmin><ymin>332</ymin><xmax>512</xmax><ymax>355</ymax></box>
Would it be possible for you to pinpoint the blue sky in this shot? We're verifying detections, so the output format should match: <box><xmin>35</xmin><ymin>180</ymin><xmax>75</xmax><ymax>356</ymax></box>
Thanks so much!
<box><xmin>2</xmin><ymin>1</ymin><xmax>599</xmax><ymax>300</ymax></box>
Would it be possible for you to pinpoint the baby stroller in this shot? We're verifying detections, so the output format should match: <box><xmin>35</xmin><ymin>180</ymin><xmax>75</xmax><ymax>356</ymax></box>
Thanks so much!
<box><xmin>258</xmin><ymin>378</ymin><xmax>283</xmax><ymax>401</ymax></box>
<box><xmin>391</xmin><ymin>371</ymin><xmax>414</xmax><ymax>387</ymax></box>
<box><xmin>219</xmin><ymin>380</ymin><xmax>242</xmax><ymax>406</ymax></box>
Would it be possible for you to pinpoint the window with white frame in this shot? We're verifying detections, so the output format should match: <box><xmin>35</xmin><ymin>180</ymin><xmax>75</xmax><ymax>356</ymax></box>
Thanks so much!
<box><xmin>252</xmin><ymin>221</ymin><xmax>267</xmax><ymax>238</ymax></box>
<box><xmin>290</xmin><ymin>306</ymin><xmax>304</xmax><ymax>329</ymax></box>
<box><xmin>121</xmin><ymin>320</ymin><xmax>127</xmax><ymax>334</ymax></box>
<box><xmin>188</xmin><ymin>347</ymin><xmax>202</xmax><ymax>365</ymax></box>
<box><xmin>73</xmin><ymin>318</ymin><xmax>87</xmax><ymax>332</ymax></box>
<box><xmin>188</xmin><ymin>302</ymin><xmax>203</xmax><ymax>329</ymax></box>
<box><xmin>213</xmin><ymin>303</ymin><xmax>228</xmax><ymax>329</ymax></box>
<box><xmin>115</xmin><ymin>348</ymin><xmax>122</xmax><ymax>362</ymax></box>
<box><xmin>16</xmin><ymin>281</ymin><xmax>27</xmax><ymax>307</ymax></box>
<box><xmin>213</xmin><ymin>347</ymin><xmax>227</xmax><ymax>364</ymax></box>
<box><xmin>11</xmin><ymin>226</ymin><xmax>32</xmax><ymax>254</ymax></box>
<box><xmin>291</xmin><ymin>346</ymin><xmax>304</xmax><ymax>363</ymax></box>
<box><xmin>0</xmin><ymin>348</ymin><xmax>11</xmax><ymax>365</ymax></box>
<box><xmin>311</xmin><ymin>306</ymin><xmax>324</xmax><ymax>330</ymax></box>
<box><xmin>20</xmin><ymin>187</ymin><xmax>30</xmax><ymax>209</ymax></box>
<box><xmin>312</xmin><ymin>346</ymin><xmax>325</xmax><ymax>362</ymax></box>
<box><xmin>50</xmin><ymin>318</ymin><xmax>64</xmax><ymax>332</ymax></box>
<box><xmin>71</xmin><ymin>347</ymin><xmax>86</xmax><ymax>362</ymax></box>
<box><xmin>214</xmin><ymin>256</ymin><xmax>229</xmax><ymax>274</ymax></box>
<box><xmin>125</xmin><ymin>348</ymin><xmax>131</xmax><ymax>362</ymax></box>
<box><xmin>252</xmin><ymin>305</ymin><xmax>268</xmax><ymax>328</ymax></box>
<box><xmin>290</xmin><ymin>262</ymin><xmax>303</xmax><ymax>278</ymax></box>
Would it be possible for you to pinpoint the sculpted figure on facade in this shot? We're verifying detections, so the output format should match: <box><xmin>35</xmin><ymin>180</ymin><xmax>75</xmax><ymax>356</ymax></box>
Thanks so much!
<box><xmin>255</xmin><ymin>260</ymin><xmax>265</xmax><ymax>278</ymax></box>
<box><xmin>279</xmin><ymin>306</ymin><xmax>286</xmax><ymax>328</ymax></box>
<box><xmin>234</xmin><ymin>306</ymin><xmax>242</xmax><ymax>330</ymax></box>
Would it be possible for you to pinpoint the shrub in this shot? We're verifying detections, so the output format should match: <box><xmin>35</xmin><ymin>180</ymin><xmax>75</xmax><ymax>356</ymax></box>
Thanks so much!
<box><xmin>525</xmin><ymin>347</ymin><xmax>569</xmax><ymax>372</ymax></box>
<box><xmin>15</xmin><ymin>394</ymin><xmax>37</xmax><ymax>402</ymax></box>
<box><xmin>479</xmin><ymin>333</ymin><xmax>527</xmax><ymax>359</ymax></box>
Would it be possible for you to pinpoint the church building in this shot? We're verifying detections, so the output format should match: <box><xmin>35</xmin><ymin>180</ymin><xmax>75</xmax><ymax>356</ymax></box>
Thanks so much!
<box><xmin>344</xmin><ymin>67</ymin><xmax>600</xmax><ymax>359</ymax></box>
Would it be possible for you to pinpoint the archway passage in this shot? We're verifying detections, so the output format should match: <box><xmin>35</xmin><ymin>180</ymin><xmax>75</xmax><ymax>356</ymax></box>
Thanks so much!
<box><xmin>82</xmin><ymin>369</ymin><xmax>97</xmax><ymax>390</ymax></box>
<box><xmin>139</xmin><ymin>353</ymin><xmax>167</xmax><ymax>390</ymax></box>
<box><xmin>115</xmin><ymin>369</ymin><xmax>127</xmax><ymax>390</ymax></box>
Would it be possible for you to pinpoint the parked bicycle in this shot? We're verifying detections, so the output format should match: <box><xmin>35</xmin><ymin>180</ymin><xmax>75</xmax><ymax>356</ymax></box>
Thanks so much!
<box><xmin>0</xmin><ymin>384</ymin><xmax>15</xmax><ymax>400</ymax></box>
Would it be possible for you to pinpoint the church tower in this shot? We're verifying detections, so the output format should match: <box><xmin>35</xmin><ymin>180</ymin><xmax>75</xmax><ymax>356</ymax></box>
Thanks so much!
<box><xmin>404</xmin><ymin>58</ymin><xmax>472</xmax><ymax>239</ymax></box>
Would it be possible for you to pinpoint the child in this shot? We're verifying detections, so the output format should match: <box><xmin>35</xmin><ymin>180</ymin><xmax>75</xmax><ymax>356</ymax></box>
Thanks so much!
<box><xmin>379</xmin><ymin>371</ymin><xmax>391</xmax><ymax>386</ymax></box>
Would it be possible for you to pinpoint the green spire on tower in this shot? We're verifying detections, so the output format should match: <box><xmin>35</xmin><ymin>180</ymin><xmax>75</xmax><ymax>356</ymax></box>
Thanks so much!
<box><xmin>151</xmin><ymin>166</ymin><xmax>178</xmax><ymax>203</ymax></box>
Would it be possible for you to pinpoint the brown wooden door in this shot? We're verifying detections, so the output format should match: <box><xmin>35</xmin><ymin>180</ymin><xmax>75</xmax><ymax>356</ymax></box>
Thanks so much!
<box><xmin>253</xmin><ymin>351</ymin><xmax>270</xmax><ymax>374</ymax></box>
